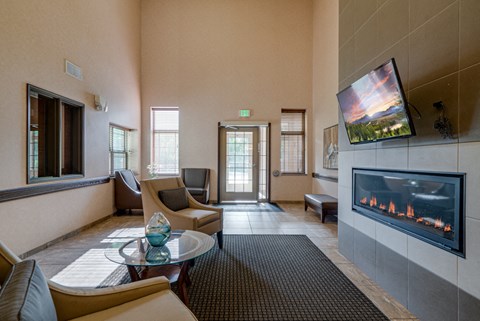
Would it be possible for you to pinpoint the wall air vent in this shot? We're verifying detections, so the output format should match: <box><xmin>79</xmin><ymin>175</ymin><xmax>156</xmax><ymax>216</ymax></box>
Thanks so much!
<box><xmin>65</xmin><ymin>59</ymin><xmax>83</xmax><ymax>80</ymax></box>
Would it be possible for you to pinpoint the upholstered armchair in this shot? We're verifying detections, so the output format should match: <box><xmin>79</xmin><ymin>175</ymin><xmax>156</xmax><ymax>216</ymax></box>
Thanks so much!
<box><xmin>0</xmin><ymin>241</ymin><xmax>197</xmax><ymax>321</ymax></box>
<box><xmin>141</xmin><ymin>177</ymin><xmax>223</xmax><ymax>249</ymax></box>
<box><xmin>114</xmin><ymin>170</ymin><xmax>143</xmax><ymax>214</ymax></box>
<box><xmin>181</xmin><ymin>168</ymin><xmax>210</xmax><ymax>204</ymax></box>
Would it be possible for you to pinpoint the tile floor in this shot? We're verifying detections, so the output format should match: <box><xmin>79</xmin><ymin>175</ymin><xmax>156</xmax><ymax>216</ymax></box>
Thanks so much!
<box><xmin>28</xmin><ymin>202</ymin><xmax>418</xmax><ymax>320</ymax></box>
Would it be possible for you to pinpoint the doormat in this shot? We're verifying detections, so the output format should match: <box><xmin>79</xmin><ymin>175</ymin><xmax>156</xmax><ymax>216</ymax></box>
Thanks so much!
<box><xmin>214</xmin><ymin>203</ymin><xmax>284</xmax><ymax>212</ymax></box>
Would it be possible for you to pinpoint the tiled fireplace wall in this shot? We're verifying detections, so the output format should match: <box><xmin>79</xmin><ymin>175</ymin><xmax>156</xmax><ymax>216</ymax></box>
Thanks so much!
<box><xmin>337</xmin><ymin>1</ymin><xmax>480</xmax><ymax>320</ymax></box>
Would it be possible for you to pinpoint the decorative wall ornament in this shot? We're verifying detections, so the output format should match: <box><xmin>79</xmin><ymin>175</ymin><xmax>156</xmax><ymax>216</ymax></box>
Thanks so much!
<box><xmin>323</xmin><ymin>125</ymin><xmax>338</xmax><ymax>170</ymax></box>
<box><xmin>433</xmin><ymin>101</ymin><xmax>453</xmax><ymax>139</ymax></box>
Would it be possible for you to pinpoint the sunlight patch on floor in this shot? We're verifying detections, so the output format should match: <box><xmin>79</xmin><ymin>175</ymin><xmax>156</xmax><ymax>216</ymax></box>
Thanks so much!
<box><xmin>50</xmin><ymin>249</ymin><xmax>120</xmax><ymax>287</ymax></box>
<box><xmin>51</xmin><ymin>227</ymin><xmax>147</xmax><ymax>287</ymax></box>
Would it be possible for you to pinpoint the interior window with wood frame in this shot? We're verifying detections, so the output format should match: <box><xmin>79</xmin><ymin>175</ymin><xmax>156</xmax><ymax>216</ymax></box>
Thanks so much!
<box><xmin>280</xmin><ymin>109</ymin><xmax>306</xmax><ymax>175</ymax></box>
<box><xmin>27</xmin><ymin>84</ymin><xmax>84</xmax><ymax>183</ymax></box>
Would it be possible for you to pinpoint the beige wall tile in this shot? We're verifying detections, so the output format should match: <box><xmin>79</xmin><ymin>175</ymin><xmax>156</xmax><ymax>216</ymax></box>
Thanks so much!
<box><xmin>459</xmin><ymin>142</ymin><xmax>480</xmax><ymax>220</ymax></box>
<box><xmin>458</xmin><ymin>218</ymin><xmax>480</xmax><ymax>299</ymax></box>
<box><xmin>338</xmin><ymin>185</ymin><xmax>354</xmax><ymax>226</ymax></box>
<box><xmin>339</xmin><ymin>0</ymin><xmax>354</xmax><ymax>47</ymax></box>
<box><xmin>409</xmin><ymin>0</ymin><xmax>457</xmax><ymax>31</ymax></box>
<box><xmin>376</xmin><ymin>138</ymin><xmax>408</xmax><ymax>149</ymax></box>
<box><xmin>408</xmin><ymin>144</ymin><xmax>458</xmax><ymax>172</ymax></box>
<box><xmin>339</xmin><ymin>38</ymin><xmax>355</xmax><ymax>82</ymax></box>
<box><xmin>354</xmin><ymin>15</ymin><xmax>378</xmax><ymax>70</ymax></box>
<box><xmin>377</xmin><ymin>0</ymin><xmax>388</xmax><ymax>8</ymax></box>
<box><xmin>460</xmin><ymin>0</ymin><xmax>480</xmax><ymax>68</ymax></box>
<box><xmin>354</xmin><ymin>149</ymin><xmax>377</xmax><ymax>168</ymax></box>
<box><xmin>376</xmin><ymin>222</ymin><xmax>408</xmax><ymax>257</ymax></box>
<box><xmin>339</xmin><ymin>0</ymin><xmax>352</xmax><ymax>14</ymax></box>
<box><xmin>354</xmin><ymin>142</ymin><xmax>377</xmax><ymax>151</ymax></box>
<box><xmin>354</xmin><ymin>212</ymin><xmax>376</xmax><ymax>236</ymax></box>
<box><xmin>409</xmin><ymin>3</ymin><xmax>459</xmax><ymax>89</ymax></box>
<box><xmin>354</xmin><ymin>0</ymin><xmax>378</xmax><ymax>32</ymax></box>
<box><xmin>376</xmin><ymin>147</ymin><xmax>408</xmax><ymax>170</ymax></box>
<box><xmin>407</xmin><ymin>236</ymin><xmax>458</xmax><ymax>285</ymax></box>
<box><xmin>459</xmin><ymin>64</ymin><xmax>480</xmax><ymax>142</ymax></box>
<box><xmin>408</xmin><ymin>74</ymin><xmax>459</xmax><ymax>146</ymax></box>
<box><xmin>375</xmin><ymin>39</ymin><xmax>409</xmax><ymax>92</ymax></box>
<box><xmin>377</xmin><ymin>0</ymin><xmax>409</xmax><ymax>53</ymax></box>
<box><xmin>338</xmin><ymin>150</ymin><xmax>354</xmax><ymax>188</ymax></box>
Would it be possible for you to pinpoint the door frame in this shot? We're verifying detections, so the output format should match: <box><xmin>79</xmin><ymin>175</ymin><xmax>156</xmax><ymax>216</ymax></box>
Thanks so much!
<box><xmin>217</xmin><ymin>121</ymin><xmax>271</xmax><ymax>203</ymax></box>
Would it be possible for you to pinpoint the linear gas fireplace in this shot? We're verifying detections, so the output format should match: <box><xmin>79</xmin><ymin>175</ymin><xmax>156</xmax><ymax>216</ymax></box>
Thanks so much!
<box><xmin>353</xmin><ymin>168</ymin><xmax>465</xmax><ymax>257</ymax></box>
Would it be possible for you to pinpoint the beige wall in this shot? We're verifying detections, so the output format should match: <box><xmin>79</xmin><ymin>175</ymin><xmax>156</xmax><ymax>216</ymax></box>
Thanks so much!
<box><xmin>337</xmin><ymin>0</ymin><xmax>480</xmax><ymax>315</ymax></box>
<box><xmin>0</xmin><ymin>0</ymin><xmax>141</xmax><ymax>254</ymax></box>
<box><xmin>141</xmin><ymin>0</ymin><xmax>314</xmax><ymax>201</ymax></box>
<box><xmin>312</xmin><ymin>0</ymin><xmax>339</xmax><ymax>198</ymax></box>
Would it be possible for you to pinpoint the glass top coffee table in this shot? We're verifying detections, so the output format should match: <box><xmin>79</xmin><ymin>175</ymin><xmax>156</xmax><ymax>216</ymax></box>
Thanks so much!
<box><xmin>105</xmin><ymin>230</ymin><xmax>215</xmax><ymax>305</ymax></box>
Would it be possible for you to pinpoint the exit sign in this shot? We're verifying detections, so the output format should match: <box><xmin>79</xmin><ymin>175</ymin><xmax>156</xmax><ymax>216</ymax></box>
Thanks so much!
<box><xmin>239</xmin><ymin>109</ymin><xmax>251</xmax><ymax>118</ymax></box>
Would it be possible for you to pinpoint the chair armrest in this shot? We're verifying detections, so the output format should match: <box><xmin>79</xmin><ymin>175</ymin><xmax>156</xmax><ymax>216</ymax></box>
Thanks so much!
<box><xmin>187</xmin><ymin>195</ymin><xmax>222</xmax><ymax>214</ymax></box>
<box><xmin>49</xmin><ymin>276</ymin><xmax>170</xmax><ymax>321</ymax></box>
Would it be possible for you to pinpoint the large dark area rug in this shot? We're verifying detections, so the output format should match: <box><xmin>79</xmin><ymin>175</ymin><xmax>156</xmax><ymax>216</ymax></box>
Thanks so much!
<box><xmin>99</xmin><ymin>235</ymin><xmax>388</xmax><ymax>320</ymax></box>
<box><xmin>214</xmin><ymin>203</ymin><xmax>284</xmax><ymax>212</ymax></box>
<box><xmin>184</xmin><ymin>235</ymin><xmax>387</xmax><ymax>321</ymax></box>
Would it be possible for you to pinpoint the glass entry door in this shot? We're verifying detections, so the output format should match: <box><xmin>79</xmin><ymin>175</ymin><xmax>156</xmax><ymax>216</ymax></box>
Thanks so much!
<box><xmin>219</xmin><ymin>127</ymin><xmax>259</xmax><ymax>202</ymax></box>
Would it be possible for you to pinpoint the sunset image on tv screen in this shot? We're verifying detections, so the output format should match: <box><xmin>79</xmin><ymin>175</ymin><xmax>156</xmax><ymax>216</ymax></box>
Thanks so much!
<box><xmin>337</xmin><ymin>60</ymin><xmax>413</xmax><ymax>144</ymax></box>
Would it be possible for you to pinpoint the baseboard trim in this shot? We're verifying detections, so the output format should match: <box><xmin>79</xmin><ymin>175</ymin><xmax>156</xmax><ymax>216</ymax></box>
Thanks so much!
<box><xmin>19</xmin><ymin>214</ymin><xmax>114</xmax><ymax>259</ymax></box>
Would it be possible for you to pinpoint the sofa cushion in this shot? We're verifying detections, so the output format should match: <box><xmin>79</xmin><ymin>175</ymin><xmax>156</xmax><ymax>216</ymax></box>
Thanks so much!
<box><xmin>0</xmin><ymin>260</ymin><xmax>57</xmax><ymax>321</ymax></box>
<box><xmin>177</xmin><ymin>208</ymin><xmax>220</xmax><ymax>227</ymax></box>
<box><xmin>71</xmin><ymin>290</ymin><xmax>197</xmax><ymax>321</ymax></box>
<box><xmin>158</xmin><ymin>187</ymin><xmax>189</xmax><ymax>211</ymax></box>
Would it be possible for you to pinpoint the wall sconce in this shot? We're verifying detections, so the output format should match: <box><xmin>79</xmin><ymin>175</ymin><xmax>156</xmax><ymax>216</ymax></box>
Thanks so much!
<box><xmin>433</xmin><ymin>101</ymin><xmax>453</xmax><ymax>139</ymax></box>
<box><xmin>94</xmin><ymin>95</ymin><xmax>108</xmax><ymax>112</ymax></box>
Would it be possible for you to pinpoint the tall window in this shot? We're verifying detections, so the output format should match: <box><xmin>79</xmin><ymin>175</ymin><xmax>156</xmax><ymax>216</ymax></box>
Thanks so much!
<box><xmin>280</xmin><ymin>109</ymin><xmax>306</xmax><ymax>174</ymax></box>
<box><xmin>109</xmin><ymin>125</ymin><xmax>130</xmax><ymax>175</ymax></box>
<box><xmin>151</xmin><ymin>107</ymin><xmax>179</xmax><ymax>175</ymax></box>
<box><xmin>27</xmin><ymin>84</ymin><xmax>84</xmax><ymax>183</ymax></box>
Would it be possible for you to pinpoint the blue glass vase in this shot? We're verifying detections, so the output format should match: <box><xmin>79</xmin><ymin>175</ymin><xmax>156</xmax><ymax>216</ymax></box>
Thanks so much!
<box><xmin>145</xmin><ymin>212</ymin><xmax>171</xmax><ymax>247</ymax></box>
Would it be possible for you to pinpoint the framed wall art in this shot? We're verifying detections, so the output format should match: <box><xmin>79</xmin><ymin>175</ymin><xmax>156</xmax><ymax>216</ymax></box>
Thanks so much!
<box><xmin>323</xmin><ymin>124</ymin><xmax>338</xmax><ymax>169</ymax></box>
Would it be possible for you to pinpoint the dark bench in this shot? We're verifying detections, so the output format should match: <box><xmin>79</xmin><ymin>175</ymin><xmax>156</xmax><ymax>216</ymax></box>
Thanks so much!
<box><xmin>304</xmin><ymin>194</ymin><xmax>338</xmax><ymax>223</ymax></box>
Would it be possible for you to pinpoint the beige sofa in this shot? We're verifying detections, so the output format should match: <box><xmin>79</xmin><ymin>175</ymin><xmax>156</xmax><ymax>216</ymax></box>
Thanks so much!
<box><xmin>0</xmin><ymin>240</ymin><xmax>197</xmax><ymax>321</ymax></box>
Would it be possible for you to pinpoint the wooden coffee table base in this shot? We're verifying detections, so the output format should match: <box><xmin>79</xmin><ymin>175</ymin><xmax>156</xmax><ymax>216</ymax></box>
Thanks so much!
<box><xmin>126</xmin><ymin>260</ymin><xmax>192</xmax><ymax>306</ymax></box>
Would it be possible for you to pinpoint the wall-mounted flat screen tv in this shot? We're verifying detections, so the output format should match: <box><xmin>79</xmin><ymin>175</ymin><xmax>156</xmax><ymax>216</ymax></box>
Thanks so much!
<box><xmin>336</xmin><ymin>58</ymin><xmax>415</xmax><ymax>144</ymax></box>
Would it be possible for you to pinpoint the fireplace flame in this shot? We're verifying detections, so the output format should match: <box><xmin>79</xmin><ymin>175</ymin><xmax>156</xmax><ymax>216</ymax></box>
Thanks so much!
<box><xmin>358</xmin><ymin>195</ymin><xmax>454</xmax><ymax>234</ymax></box>
<box><xmin>369</xmin><ymin>196</ymin><xmax>377</xmax><ymax>207</ymax></box>
<box><xmin>407</xmin><ymin>204</ymin><xmax>414</xmax><ymax>218</ymax></box>
<box><xmin>434</xmin><ymin>218</ymin><xmax>444</xmax><ymax>229</ymax></box>
<box><xmin>388</xmin><ymin>201</ymin><xmax>395</xmax><ymax>214</ymax></box>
